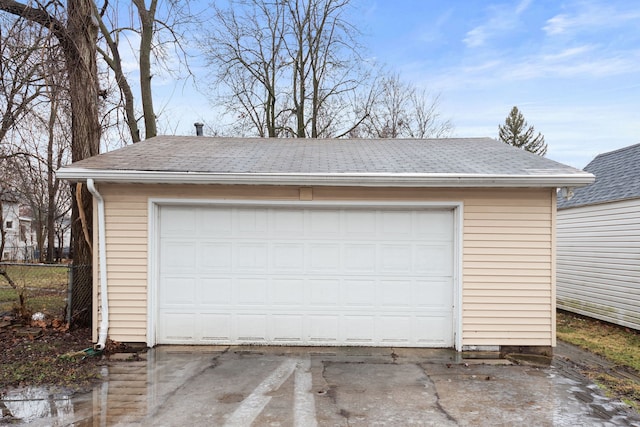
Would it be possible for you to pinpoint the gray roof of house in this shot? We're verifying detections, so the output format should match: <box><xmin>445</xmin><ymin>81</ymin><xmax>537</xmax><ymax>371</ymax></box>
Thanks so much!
<box><xmin>557</xmin><ymin>142</ymin><xmax>640</xmax><ymax>209</ymax></box>
<box><xmin>57</xmin><ymin>136</ymin><xmax>593</xmax><ymax>188</ymax></box>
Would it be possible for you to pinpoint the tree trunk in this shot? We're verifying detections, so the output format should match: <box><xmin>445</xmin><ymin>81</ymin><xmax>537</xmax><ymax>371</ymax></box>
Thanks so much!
<box><xmin>46</xmin><ymin>94</ymin><xmax>57</xmax><ymax>263</ymax></box>
<box><xmin>66</xmin><ymin>0</ymin><xmax>100</xmax><ymax>326</ymax></box>
<box><xmin>134</xmin><ymin>0</ymin><xmax>158</xmax><ymax>139</ymax></box>
<box><xmin>0</xmin><ymin>198</ymin><xmax>5</xmax><ymax>260</ymax></box>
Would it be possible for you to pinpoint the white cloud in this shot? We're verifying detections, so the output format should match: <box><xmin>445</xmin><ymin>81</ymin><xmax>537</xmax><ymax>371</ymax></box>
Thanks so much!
<box><xmin>463</xmin><ymin>0</ymin><xmax>532</xmax><ymax>48</ymax></box>
<box><xmin>426</xmin><ymin>44</ymin><xmax>640</xmax><ymax>91</ymax></box>
<box><xmin>515</xmin><ymin>0</ymin><xmax>533</xmax><ymax>14</ymax></box>
<box><xmin>540</xmin><ymin>45</ymin><xmax>593</xmax><ymax>62</ymax></box>
<box><xmin>417</xmin><ymin>9</ymin><xmax>454</xmax><ymax>44</ymax></box>
<box><xmin>544</xmin><ymin>1</ymin><xmax>640</xmax><ymax>36</ymax></box>
<box><xmin>463</xmin><ymin>27</ymin><xmax>487</xmax><ymax>48</ymax></box>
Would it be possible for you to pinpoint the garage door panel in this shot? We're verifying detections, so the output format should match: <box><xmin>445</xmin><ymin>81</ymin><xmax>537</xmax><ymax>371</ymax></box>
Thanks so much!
<box><xmin>309</xmin><ymin>315</ymin><xmax>339</xmax><ymax>342</ymax></box>
<box><xmin>414</xmin><ymin>316</ymin><xmax>452</xmax><ymax>344</ymax></box>
<box><xmin>236</xmin><ymin>314</ymin><xmax>268</xmax><ymax>341</ymax></box>
<box><xmin>415</xmin><ymin>210</ymin><xmax>454</xmax><ymax>237</ymax></box>
<box><xmin>272</xmin><ymin>315</ymin><xmax>304</xmax><ymax>341</ymax></box>
<box><xmin>199</xmin><ymin>209</ymin><xmax>232</xmax><ymax>235</ymax></box>
<box><xmin>199</xmin><ymin>242</ymin><xmax>232</xmax><ymax>270</ymax></box>
<box><xmin>380</xmin><ymin>211</ymin><xmax>413</xmax><ymax>236</ymax></box>
<box><xmin>308</xmin><ymin>244</ymin><xmax>341</xmax><ymax>271</ymax></box>
<box><xmin>343</xmin><ymin>315</ymin><xmax>375</xmax><ymax>343</ymax></box>
<box><xmin>273</xmin><ymin>209</ymin><xmax>304</xmax><ymax>234</ymax></box>
<box><xmin>161</xmin><ymin>241</ymin><xmax>196</xmax><ymax>272</ymax></box>
<box><xmin>344</xmin><ymin>280</ymin><xmax>376</xmax><ymax>306</ymax></box>
<box><xmin>272</xmin><ymin>243</ymin><xmax>305</xmax><ymax>272</ymax></box>
<box><xmin>201</xmin><ymin>314</ymin><xmax>231</xmax><ymax>341</ymax></box>
<box><xmin>415</xmin><ymin>280</ymin><xmax>453</xmax><ymax>308</ymax></box>
<box><xmin>160</xmin><ymin>206</ymin><xmax>197</xmax><ymax>235</ymax></box>
<box><xmin>235</xmin><ymin>279</ymin><xmax>267</xmax><ymax>304</ymax></box>
<box><xmin>308</xmin><ymin>210</ymin><xmax>341</xmax><ymax>236</ymax></box>
<box><xmin>309</xmin><ymin>279</ymin><xmax>340</xmax><ymax>306</ymax></box>
<box><xmin>344</xmin><ymin>211</ymin><xmax>376</xmax><ymax>236</ymax></box>
<box><xmin>415</xmin><ymin>244</ymin><xmax>453</xmax><ymax>274</ymax></box>
<box><xmin>271</xmin><ymin>279</ymin><xmax>305</xmax><ymax>305</ymax></box>
<box><xmin>160</xmin><ymin>277</ymin><xmax>196</xmax><ymax>305</ymax></box>
<box><xmin>157</xmin><ymin>205</ymin><xmax>455</xmax><ymax>347</ymax></box>
<box><xmin>379</xmin><ymin>280</ymin><xmax>412</xmax><ymax>307</ymax></box>
<box><xmin>236</xmin><ymin>209</ymin><xmax>268</xmax><ymax>235</ymax></box>
<box><xmin>379</xmin><ymin>245</ymin><xmax>412</xmax><ymax>272</ymax></box>
<box><xmin>160</xmin><ymin>313</ymin><xmax>195</xmax><ymax>341</ymax></box>
<box><xmin>379</xmin><ymin>316</ymin><xmax>411</xmax><ymax>343</ymax></box>
<box><xmin>344</xmin><ymin>244</ymin><xmax>376</xmax><ymax>272</ymax></box>
<box><xmin>235</xmin><ymin>243</ymin><xmax>268</xmax><ymax>271</ymax></box>
<box><xmin>200</xmin><ymin>278</ymin><xmax>231</xmax><ymax>304</ymax></box>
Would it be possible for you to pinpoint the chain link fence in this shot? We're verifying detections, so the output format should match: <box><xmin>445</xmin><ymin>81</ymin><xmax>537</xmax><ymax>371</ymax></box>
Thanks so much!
<box><xmin>0</xmin><ymin>262</ymin><xmax>92</xmax><ymax>327</ymax></box>
<box><xmin>68</xmin><ymin>264</ymin><xmax>92</xmax><ymax>326</ymax></box>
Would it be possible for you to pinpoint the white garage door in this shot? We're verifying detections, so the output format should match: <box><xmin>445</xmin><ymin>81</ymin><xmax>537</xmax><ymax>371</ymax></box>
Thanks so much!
<box><xmin>156</xmin><ymin>204</ymin><xmax>455</xmax><ymax>347</ymax></box>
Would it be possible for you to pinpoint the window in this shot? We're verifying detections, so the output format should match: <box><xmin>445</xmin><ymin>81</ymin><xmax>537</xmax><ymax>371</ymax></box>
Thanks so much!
<box><xmin>5</xmin><ymin>221</ymin><xmax>12</xmax><ymax>229</ymax></box>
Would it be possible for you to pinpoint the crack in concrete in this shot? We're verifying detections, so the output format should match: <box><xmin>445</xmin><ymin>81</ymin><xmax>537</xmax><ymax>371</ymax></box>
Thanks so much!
<box><xmin>418</xmin><ymin>363</ymin><xmax>458</xmax><ymax>424</ymax></box>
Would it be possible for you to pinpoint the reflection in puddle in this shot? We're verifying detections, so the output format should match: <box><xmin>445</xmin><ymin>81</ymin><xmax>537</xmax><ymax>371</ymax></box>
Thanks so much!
<box><xmin>99</xmin><ymin>361</ymin><xmax>148</xmax><ymax>425</ymax></box>
<box><xmin>1</xmin><ymin>386</ymin><xmax>75</xmax><ymax>424</ymax></box>
<box><xmin>0</xmin><ymin>361</ymin><xmax>149</xmax><ymax>425</ymax></box>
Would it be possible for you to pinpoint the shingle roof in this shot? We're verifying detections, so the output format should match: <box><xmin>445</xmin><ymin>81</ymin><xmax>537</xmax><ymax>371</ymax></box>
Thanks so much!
<box><xmin>557</xmin><ymin>143</ymin><xmax>640</xmax><ymax>209</ymax></box>
<box><xmin>57</xmin><ymin>136</ymin><xmax>593</xmax><ymax>187</ymax></box>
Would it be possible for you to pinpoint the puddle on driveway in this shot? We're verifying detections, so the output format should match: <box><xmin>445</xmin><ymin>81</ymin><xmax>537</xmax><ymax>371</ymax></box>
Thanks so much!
<box><xmin>0</xmin><ymin>361</ymin><xmax>152</xmax><ymax>426</ymax></box>
<box><xmin>0</xmin><ymin>386</ymin><xmax>76</xmax><ymax>424</ymax></box>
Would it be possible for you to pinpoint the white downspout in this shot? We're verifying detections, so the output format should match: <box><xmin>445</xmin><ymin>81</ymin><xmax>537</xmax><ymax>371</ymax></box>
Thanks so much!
<box><xmin>87</xmin><ymin>178</ymin><xmax>109</xmax><ymax>350</ymax></box>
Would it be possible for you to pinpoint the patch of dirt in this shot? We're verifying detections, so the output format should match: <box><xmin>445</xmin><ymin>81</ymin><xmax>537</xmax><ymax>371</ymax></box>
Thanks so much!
<box><xmin>0</xmin><ymin>317</ymin><xmax>105</xmax><ymax>391</ymax></box>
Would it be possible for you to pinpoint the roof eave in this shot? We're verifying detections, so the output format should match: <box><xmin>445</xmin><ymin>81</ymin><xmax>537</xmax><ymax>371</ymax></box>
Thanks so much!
<box><xmin>55</xmin><ymin>168</ymin><xmax>595</xmax><ymax>188</ymax></box>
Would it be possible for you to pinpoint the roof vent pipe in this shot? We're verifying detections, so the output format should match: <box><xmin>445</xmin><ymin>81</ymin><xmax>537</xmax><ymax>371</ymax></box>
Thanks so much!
<box><xmin>194</xmin><ymin>122</ymin><xmax>204</xmax><ymax>136</ymax></box>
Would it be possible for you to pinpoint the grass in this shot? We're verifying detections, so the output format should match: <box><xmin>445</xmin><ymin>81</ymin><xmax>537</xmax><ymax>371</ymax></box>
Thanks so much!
<box><xmin>0</xmin><ymin>264</ymin><xmax>69</xmax><ymax>317</ymax></box>
<box><xmin>1</xmin><ymin>264</ymin><xmax>68</xmax><ymax>289</ymax></box>
<box><xmin>557</xmin><ymin>311</ymin><xmax>640</xmax><ymax>372</ymax></box>
<box><xmin>557</xmin><ymin>310</ymin><xmax>640</xmax><ymax>409</ymax></box>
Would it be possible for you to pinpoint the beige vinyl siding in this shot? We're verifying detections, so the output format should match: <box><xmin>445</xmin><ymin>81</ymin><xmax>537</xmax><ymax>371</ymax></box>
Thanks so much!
<box><xmin>557</xmin><ymin>198</ymin><xmax>640</xmax><ymax>330</ymax></box>
<box><xmin>461</xmin><ymin>191</ymin><xmax>554</xmax><ymax>346</ymax></box>
<box><xmin>94</xmin><ymin>184</ymin><xmax>555</xmax><ymax>347</ymax></box>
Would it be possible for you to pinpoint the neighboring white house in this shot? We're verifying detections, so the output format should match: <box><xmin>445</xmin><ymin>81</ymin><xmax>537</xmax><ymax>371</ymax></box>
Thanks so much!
<box><xmin>557</xmin><ymin>143</ymin><xmax>640</xmax><ymax>330</ymax></box>
<box><xmin>1</xmin><ymin>191</ymin><xmax>36</xmax><ymax>262</ymax></box>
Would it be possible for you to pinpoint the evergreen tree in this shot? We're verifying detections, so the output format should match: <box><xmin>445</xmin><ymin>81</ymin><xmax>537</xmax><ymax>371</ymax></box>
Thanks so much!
<box><xmin>498</xmin><ymin>106</ymin><xmax>547</xmax><ymax>156</ymax></box>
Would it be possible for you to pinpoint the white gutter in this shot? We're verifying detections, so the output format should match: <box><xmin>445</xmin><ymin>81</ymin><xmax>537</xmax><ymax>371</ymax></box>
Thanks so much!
<box><xmin>57</xmin><ymin>169</ymin><xmax>595</xmax><ymax>188</ymax></box>
<box><xmin>86</xmin><ymin>178</ymin><xmax>109</xmax><ymax>351</ymax></box>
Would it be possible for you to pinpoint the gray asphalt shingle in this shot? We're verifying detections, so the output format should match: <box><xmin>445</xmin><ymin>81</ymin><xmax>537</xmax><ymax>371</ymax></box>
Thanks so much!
<box><xmin>557</xmin><ymin>142</ymin><xmax>640</xmax><ymax>209</ymax></box>
<box><xmin>63</xmin><ymin>136</ymin><xmax>585</xmax><ymax>176</ymax></box>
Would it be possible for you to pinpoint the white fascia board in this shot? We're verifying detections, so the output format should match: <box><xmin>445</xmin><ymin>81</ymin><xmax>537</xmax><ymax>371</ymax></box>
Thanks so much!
<box><xmin>56</xmin><ymin>168</ymin><xmax>595</xmax><ymax>188</ymax></box>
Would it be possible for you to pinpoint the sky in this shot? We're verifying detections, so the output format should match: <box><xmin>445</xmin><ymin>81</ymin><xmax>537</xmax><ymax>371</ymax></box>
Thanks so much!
<box><xmin>152</xmin><ymin>0</ymin><xmax>640</xmax><ymax>169</ymax></box>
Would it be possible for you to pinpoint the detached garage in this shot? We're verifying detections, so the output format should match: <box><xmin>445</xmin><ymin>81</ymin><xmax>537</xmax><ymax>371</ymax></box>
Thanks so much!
<box><xmin>57</xmin><ymin>136</ymin><xmax>593</xmax><ymax>352</ymax></box>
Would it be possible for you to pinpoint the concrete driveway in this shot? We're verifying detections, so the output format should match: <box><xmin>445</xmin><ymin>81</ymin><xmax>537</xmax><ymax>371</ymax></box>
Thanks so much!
<box><xmin>5</xmin><ymin>345</ymin><xmax>640</xmax><ymax>426</ymax></box>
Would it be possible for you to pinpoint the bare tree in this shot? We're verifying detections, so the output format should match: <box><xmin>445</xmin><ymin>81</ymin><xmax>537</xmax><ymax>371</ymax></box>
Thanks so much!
<box><xmin>356</xmin><ymin>72</ymin><xmax>453</xmax><ymax>139</ymax></box>
<box><xmin>201</xmin><ymin>0</ymin><xmax>371</xmax><ymax>138</ymax></box>
<box><xmin>202</xmin><ymin>0</ymin><xmax>286</xmax><ymax>137</ymax></box>
<box><xmin>284</xmin><ymin>0</ymin><xmax>364</xmax><ymax>138</ymax></box>
<box><xmin>0</xmin><ymin>0</ymin><xmax>101</xmax><ymax>327</ymax></box>
<box><xmin>0</xmin><ymin>8</ymin><xmax>70</xmax><ymax>264</ymax></box>
<box><xmin>0</xmin><ymin>14</ymin><xmax>49</xmax><ymax>147</ymax></box>
<box><xmin>7</xmin><ymin>84</ymin><xmax>71</xmax><ymax>263</ymax></box>
<box><xmin>94</xmin><ymin>0</ymin><xmax>197</xmax><ymax>142</ymax></box>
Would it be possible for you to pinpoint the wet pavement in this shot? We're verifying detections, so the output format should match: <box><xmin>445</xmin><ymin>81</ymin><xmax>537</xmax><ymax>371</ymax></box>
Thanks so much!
<box><xmin>2</xmin><ymin>345</ymin><xmax>640</xmax><ymax>426</ymax></box>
